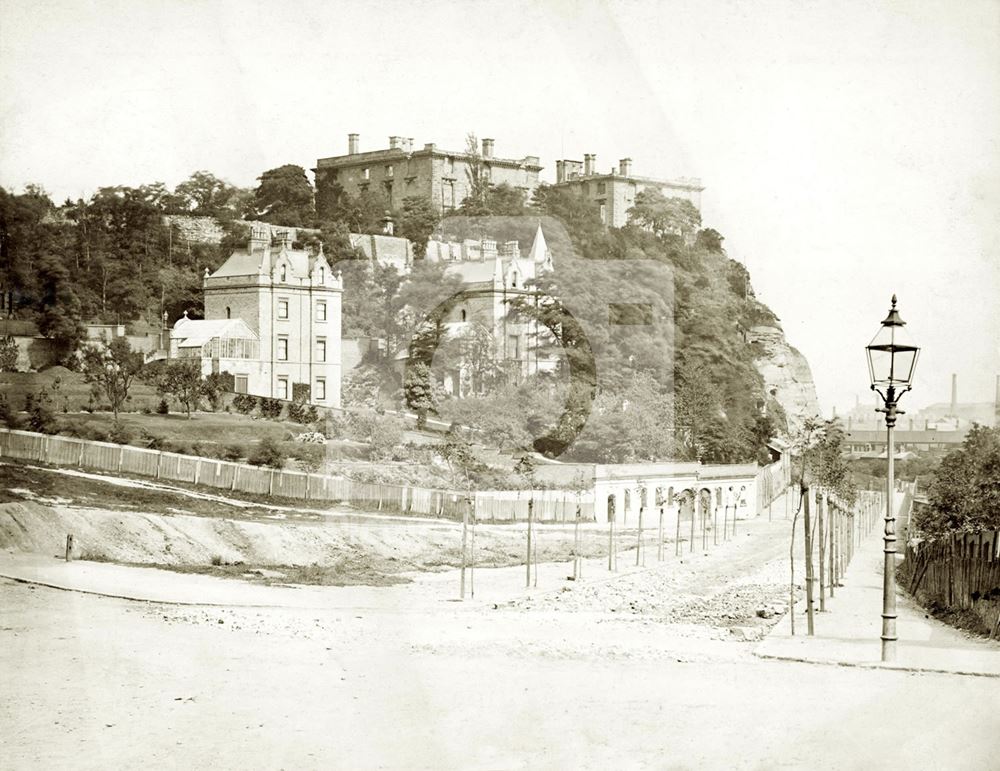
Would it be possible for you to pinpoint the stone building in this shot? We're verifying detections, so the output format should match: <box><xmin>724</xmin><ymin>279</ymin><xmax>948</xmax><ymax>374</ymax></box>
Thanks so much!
<box><xmin>420</xmin><ymin>223</ymin><xmax>559</xmax><ymax>394</ymax></box>
<box><xmin>315</xmin><ymin>134</ymin><xmax>543</xmax><ymax>214</ymax></box>
<box><xmin>551</xmin><ymin>153</ymin><xmax>704</xmax><ymax>228</ymax></box>
<box><xmin>170</xmin><ymin>226</ymin><xmax>343</xmax><ymax>407</ymax></box>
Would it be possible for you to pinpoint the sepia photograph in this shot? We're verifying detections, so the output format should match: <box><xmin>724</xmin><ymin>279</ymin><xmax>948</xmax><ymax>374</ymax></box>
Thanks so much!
<box><xmin>1</xmin><ymin>1</ymin><xmax>998</xmax><ymax>768</ymax></box>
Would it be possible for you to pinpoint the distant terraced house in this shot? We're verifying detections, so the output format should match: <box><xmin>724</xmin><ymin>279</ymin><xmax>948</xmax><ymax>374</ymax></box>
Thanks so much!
<box><xmin>170</xmin><ymin>226</ymin><xmax>343</xmax><ymax>407</ymax></box>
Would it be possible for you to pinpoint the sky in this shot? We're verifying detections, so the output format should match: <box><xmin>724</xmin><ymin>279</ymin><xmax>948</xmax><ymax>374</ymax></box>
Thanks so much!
<box><xmin>1</xmin><ymin>0</ymin><xmax>998</xmax><ymax>414</ymax></box>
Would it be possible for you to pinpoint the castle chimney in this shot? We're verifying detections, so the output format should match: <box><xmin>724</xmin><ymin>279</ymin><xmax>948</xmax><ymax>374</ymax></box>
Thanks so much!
<box><xmin>482</xmin><ymin>138</ymin><xmax>494</xmax><ymax>158</ymax></box>
<box><xmin>950</xmin><ymin>373</ymin><xmax>957</xmax><ymax>415</ymax></box>
<box><xmin>407</xmin><ymin>137</ymin><xmax>414</xmax><ymax>152</ymax></box>
<box><xmin>556</xmin><ymin>160</ymin><xmax>566</xmax><ymax>183</ymax></box>
<box><xmin>348</xmin><ymin>133</ymin><xmax>360</xmax><ymax>154</ymax></box>
<box><xmin>619</xmin><ymin>158</ymin><xmax>633</xmax><ymax>176</ymax></box>
<box><xmin>584</xmin><ymin>154</ymin><xmax>595</xmax><ymax>176</ymax></box>
<box><xmin>389</xmin><ymin>136</ymin><xmax>400</xmax><ymax>149</ymax></box>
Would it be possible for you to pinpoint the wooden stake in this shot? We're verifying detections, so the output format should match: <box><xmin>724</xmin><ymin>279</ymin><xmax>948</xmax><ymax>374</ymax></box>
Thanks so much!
<box><xmin>65</xmin><ymin>533</ymin><xmax>73</xmax><ymax>562</ymax></box>
<box><xmin>460</xmin><ymin>503</ymin><xmax>469</xmax><ymax>600</ymax></box>
<box><xmin>526</xmin><ymin>497</ymin><xmax>533</xmax><ymax>588</ymax></box>
<box><xmin>657</xmin><ymin>505</ymin><xmax>664</xmax><ymax>562</ymax></box>
<box><xmin>803</xmin><ymin>487</ymin><xmax>815</xmax><ymax>635</ymax></box>
<box><xmin>818</xmin><ymin>491</ymin><xmax>826</xmax><ymax>612</ymax></box>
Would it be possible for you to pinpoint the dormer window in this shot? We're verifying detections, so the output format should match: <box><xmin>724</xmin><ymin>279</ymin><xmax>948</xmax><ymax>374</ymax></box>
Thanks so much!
<box><xmin>460</xmin><ymin>309</ymin><xmax>467</xmax><ymax>322</ymax></box>
<box><xmin>318</xmin><ymin>266</ymin><xmax>325</xmax><ymax>283</ymax></box>
<box><xmin>511</xmin><ymin>275</ymin><xmax>518</xmax><ymax>288</ymax></box>
<box><xmin>279</xmin><ymin>264</ymin><xmax>287</xmax><ymax>282</ymax></box>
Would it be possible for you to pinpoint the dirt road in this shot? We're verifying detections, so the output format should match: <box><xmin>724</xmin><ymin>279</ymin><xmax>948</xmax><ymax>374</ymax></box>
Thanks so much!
<box><xmin>3</xmin><ymin>505</ymin><xmax>998</xmax><ymax>769</ymax></box>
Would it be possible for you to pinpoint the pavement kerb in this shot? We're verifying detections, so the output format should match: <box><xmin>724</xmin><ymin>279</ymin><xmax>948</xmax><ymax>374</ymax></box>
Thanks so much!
<box><xmin>752</xmin><ymin>648</ymin><xmax>1000</xmax><ymax>679</ymax></box>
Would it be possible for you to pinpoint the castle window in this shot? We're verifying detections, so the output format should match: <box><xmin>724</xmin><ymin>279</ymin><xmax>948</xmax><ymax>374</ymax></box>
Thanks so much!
<box><xmin>315</xmin><ymin>378</ymin><xmax>326</xmax><ymax>401</ymax></box>
<box><xmin>277</xmin><ymin>336</ymin><xmax>288</xmax><ymax>361</ymax></box>
<box><xmin>277</xmin><ymin>377</ymin><xmax>288</xmax><ymax>400</ymax></box>
<box><xmin>316</xmin><ymin>301</ymin><xmax>327</xmax><ymax>322</ymax></box>
<box><xmin>597</xmin><ymin>182</ymin><xmax>606</xmax><ymax>194</ymax></box>
<box><xmin>362</xmin><ymin>167</ymin><xmax>370</xmax><ymax>180</ymax></box>
<box><xmin>316</xmin><ymin>338</ymin><xmax>327</xmax><ymax>362</ymax></box>
<box><xmin>277</xmin><ymin>299</ymin><xmax>289</xmax><ymax>320</ymax></box>
<box><xmin>385</xmin><ymin>164</ymin><xmax>394</xmax><ymax>178</ymax></box>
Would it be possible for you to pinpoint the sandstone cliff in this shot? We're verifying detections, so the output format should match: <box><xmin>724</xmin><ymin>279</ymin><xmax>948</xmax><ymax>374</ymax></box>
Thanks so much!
<box><xmin>748</xmin><ymin>323</ymin><xmax>821</xmax><ymax>436</ymax></box>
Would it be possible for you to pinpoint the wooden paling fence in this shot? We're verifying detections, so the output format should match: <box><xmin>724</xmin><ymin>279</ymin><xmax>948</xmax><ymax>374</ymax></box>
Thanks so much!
<box><xmin>0</xmin><ymin>428</ymin><xmax>566</xmax><ymax>523</ymax></box>
<box><xmin>902</xmin><ymin>530</ymin><xmax>1000</xmax><ymax>637</ymax></box>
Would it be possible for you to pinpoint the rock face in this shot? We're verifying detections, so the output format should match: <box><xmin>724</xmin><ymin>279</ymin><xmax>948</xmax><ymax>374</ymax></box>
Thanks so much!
<box><xmin>748</xmin><ymin>324</ymin><xmax>820</xmax><ymax>436</ymax></box>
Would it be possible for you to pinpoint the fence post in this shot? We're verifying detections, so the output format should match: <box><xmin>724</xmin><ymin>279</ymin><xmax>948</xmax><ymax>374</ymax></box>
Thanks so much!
<box><xmin>526</xmin><ymin>497</ymin><xmax>533</xmax><ymax>588</ymax></box>
<box><xmin>636</xmin><ymin>503</ymin><xmax>644</xmax><ymax>567</ymax></box>
<box><xmin>657</xmin><ymin>505</ymin><xmax>664</xmax><ymax>562</ymax></box>
<box><xmin>118</xmin><ymin>446</ymin><xmax>124</xmax><ymax>474</ymax></box>
<box><xmin>78</xmin><ymin>442</ymin><xmax>85</xmax><ymax>467</ymax></box>
<box><xmin>269</xmin><ymin>469</ymin><xmax>275</xmax><ymax>497</ymax></box>
<box><xmin>803</xmin><ymin>486</ymin><xmax>815</xmax><ymax>635</ymax></box>
<box><xmin>155</xmin><ymin>451</ymin><xmax>162</xmax><ymax>479</ymax></box>
<box><xmin>460</xmin><ymin>497</ymin><xmax>468</xmax><ymax>600</ymax></box>
<box><xmin>574</xmin><ymin>502</ymin><xmax>582</xmax><ymax>580</ymax></box>
<box><xmin>818</xmin><ymin>490</ymin><xmax>826</xmax><ymax>612</ymax></box>
<box><xmin>194</xmin><ymin>458</ymin><xmax>201</xmax><ymax>486</ymax></box>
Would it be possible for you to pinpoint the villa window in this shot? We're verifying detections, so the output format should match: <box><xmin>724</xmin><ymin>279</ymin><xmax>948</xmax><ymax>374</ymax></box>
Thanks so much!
<box><xmin>316</xmin><ymin>301</ymin><xmax>327</xmax><ymax>321</ymax></box>
<box><xmin>318</xmin><ymin>266</ymin><xmax>325</xmax><ymax>283</ymax></box>
<box><xmin>315</xmin><ymin>378</ymin><xmax>326</xmax><ymax>401</ymax></box>
<box><xmin>460</xmin><ymin>309</ymin><xmax>467</xmax><ymax>322</ymax></box>
<box><xmin>316</xmin><ymin>338</ymin><xmax>327</xmax><ymax>362</ymax></box>
<box><xmin>277</xmin><ymin>336</ymin><xmax>288</xmax><ymax>361</ymax></box>
<box><xmin>279</xmin><ymin>265</ymin><xmax>287</xmax><ymax>282</ymax></box>
<box><xmin>225</xmin><ymin>306</ymin><xmax>231</xmax><ymax>319</ymax></box>
<box><xmin>234</xmin><ymin>375</ymin><xmax>248</xmax><ymax>394</ymax></box>
<box><xmin>277</xmin><ymin>377</ymin><xmax>288</xmax><ymax>400</ymax></box>
<box><xmin>277</xmin><ymin>299</ymin><xmax>289</xmax><ymax>319</ymax></box>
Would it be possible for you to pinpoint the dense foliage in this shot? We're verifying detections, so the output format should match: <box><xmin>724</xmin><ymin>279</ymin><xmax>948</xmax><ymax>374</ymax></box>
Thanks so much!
<box><xmin>916</xmin><ymin>425</ymin><xmax>1000</xmax><ymax>536</ymax></box>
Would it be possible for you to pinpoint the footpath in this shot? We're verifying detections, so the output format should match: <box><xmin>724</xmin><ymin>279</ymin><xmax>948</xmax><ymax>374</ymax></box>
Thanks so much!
<box><xmin>755</xmin><ymin>510</ymin><xmax>1000</xmax><ymax>677</ymax></box>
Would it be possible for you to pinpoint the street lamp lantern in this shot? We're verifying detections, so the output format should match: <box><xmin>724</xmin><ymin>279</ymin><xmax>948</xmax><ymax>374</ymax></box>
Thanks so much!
<box><xmin>866</xmin><ymin>294</ymin><xmax>920</xmax><ymax>395</ymax></box>
<box><xmin>865</xmin><ymin>294</ymin><xmax>919</xmax><ymax>664</ymax></box>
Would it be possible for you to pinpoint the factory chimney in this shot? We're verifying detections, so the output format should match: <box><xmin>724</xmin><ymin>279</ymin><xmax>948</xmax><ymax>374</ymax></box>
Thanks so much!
<box><xmin>950</xmin><ymin>373</ymin><xmax>957</xmax><ymax>416</ymax></box>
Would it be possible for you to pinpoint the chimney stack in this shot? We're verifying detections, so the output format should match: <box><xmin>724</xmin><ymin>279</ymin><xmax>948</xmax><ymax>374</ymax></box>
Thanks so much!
<box><xmin>482</xmin><ymin>138</ymin><xmax>494</xmax><ymax>158</ymax></box>
<box><xmin>389</xmin><ymin>136</ymin><xmax>401</xmax><ymax>149</ymax></box>
<box><xmin>348</xmin><ymin>133</ymin><xmax>360</xmax><ymax>154</ymax></box>
<box><xmin>950</xmin><ymin>373</ymin><xmax>957</xmax><ymax>415</ymax></box>
<box><xmin>619</xmin><ymin>158</ymin><xmax>633</xmax><ymax>177</ymax></box>
<box><xmin>584</xmin><ymin>153</ymin><xmax>595</xmax><ymax>176</ymax></box>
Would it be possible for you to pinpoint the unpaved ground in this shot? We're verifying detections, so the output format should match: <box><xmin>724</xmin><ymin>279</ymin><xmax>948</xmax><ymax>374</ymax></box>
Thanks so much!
<box><xmin>0</xmin><ymin>461</ymin><xmax>617</xmax><ymax>586</ymax></box>
<box><xmin>3</xmin><ymin>569</ymin><xmax>998</xmax><ymax>769</ymax></box>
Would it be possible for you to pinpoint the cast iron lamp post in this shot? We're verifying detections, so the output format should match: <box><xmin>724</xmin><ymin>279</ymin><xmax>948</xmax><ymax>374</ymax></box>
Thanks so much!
<box><xmin>866</xmin><ymin>294</ymin><xmax>919</xmax><ymax>662</ymax></box>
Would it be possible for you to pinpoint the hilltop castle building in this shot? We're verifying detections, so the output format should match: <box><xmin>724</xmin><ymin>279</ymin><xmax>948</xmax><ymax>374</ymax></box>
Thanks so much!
<box><xmin>552</xmin><ymin>154</ymin><xmax>704</xmax><ymax>228</ymax></box>
<box><xmin>315</xmin><ymin>134</ymin><xmax>543</xmax><ymax>214</ymax></box>
<box><xmin>170</xmin><ymin>227</ymin><xmax>343</xmax><ymax>407</ymax></box>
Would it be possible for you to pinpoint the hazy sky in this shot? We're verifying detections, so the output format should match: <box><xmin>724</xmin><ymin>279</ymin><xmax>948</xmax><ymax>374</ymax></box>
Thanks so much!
<box><xmin>2</xmin><ymin>0</ymin><xmax>998</xmax><ymax>413</ymax></box>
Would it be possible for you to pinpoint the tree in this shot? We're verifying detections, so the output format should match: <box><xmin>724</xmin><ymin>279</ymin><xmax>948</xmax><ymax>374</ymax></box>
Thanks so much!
<box><xmin>918</xmin><ymin>425</ymin><xmax>1000</xmax><ymax>536</ymax></box>
<box><xmin>80</xmin><ymin>337</ymin><xmax>145</xmax><ymax>420</ymax></box>
<box><xmin>36</xmin><ymin>256</ymin><xmax>85</xmax><ymax>365</ymax></box>
<box><xmin>403</xmin><ymin>362</ymin><xmax>438</xmax><ymax>429</ymax></box>
<box><xmin>248</xmin><ymin>164</ymin><xmax>315</xmax><ymax>226</ymax></box>
<box><xmin>696</xmin><ymin>228</ymin><xmax>725</xmax><ymax>252</ymax></box>
<box><xmin>460</xmin><ymin>132</ymin><xmax>489</xmax><ymax>215</ymax></box>
<box><xmin>155</xmin><ymin>359</ymin><xmax>203</xmax><ymax>418</ymax></box>
<box><xmin>0</xmin><ymin>335</ymin><xmax>18</xmax><ymax>372</ymax></box>
<box><xmin>627</xmin><ymin>189</ymin><xmax>702</xmax><ymax>241</ymax></box>
<box><xmin>396</xmin><ymin>196</ymin><xmax>440</xmax><ymax>258</ymax></box>
<box><xmin>172</xmin><ymin>171</ymin><xmax>244</xmax><ymax>218</ymax></box>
